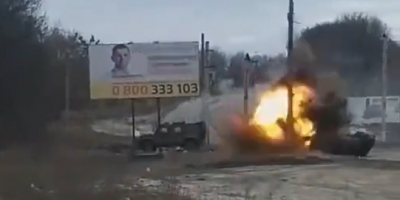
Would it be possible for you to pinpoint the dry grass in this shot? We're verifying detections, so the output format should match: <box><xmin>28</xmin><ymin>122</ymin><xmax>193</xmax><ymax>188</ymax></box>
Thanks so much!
<box><xmin>0</xmin><ymin>122</ymin><xmax>193</xmax><ymax>200</ymax></box>
<box><xmin>0</xmin><ymin>153</ymin><xmax>192</xmax><ymax>200</ymax></box>
<box><xmin>0</xmin><ymin>97</ymin><xmax>206</xmax><ymax>200</ymax></box>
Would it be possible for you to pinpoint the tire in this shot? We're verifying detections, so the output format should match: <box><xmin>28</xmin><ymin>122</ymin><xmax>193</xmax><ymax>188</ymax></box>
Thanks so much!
<box><xmin>183</xmin><ymin>139</ymin><xmax>199</xmax><ymax>151</ymax></box>
<box><xmin>140</xmin><ymin>140</ymin><xmax>156</xmax><ymax>152</ymax></box>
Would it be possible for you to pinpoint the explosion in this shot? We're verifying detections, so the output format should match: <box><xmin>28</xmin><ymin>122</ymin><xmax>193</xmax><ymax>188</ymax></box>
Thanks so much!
<box><xmin>250</xmin><ymin>83</ymin><xmax>316</xmax><ymax>147</ymax></box>
<box><xmin>217</xmin><ymin>41</ymin><xmax>375</xmax><ymax>158</ymax></box>
<box><xmin>221</xmin><ymin>66</ymin><xmax>321</xmax><ymax>154</ymax></box>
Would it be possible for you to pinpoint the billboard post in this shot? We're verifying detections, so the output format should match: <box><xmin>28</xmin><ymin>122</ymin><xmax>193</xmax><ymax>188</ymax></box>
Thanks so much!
<box><xmin>130</xmin><ymin>99</ymin><xmax>136</xmax><ymax>159</ymax></box>
<box><xmin>156</xmin><ymin>98</ymin><xmax>161</xmax><ymax>126</ymax></box>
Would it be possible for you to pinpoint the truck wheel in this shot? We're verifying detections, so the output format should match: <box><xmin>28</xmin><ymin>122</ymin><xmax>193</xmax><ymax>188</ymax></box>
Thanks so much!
<box><xmin>141</xmin><ymin>140</ymin><xmax>156</xmax><ymax>152</ymax></box>
<box><xmin>184</xmin><ymin>139</ymin><xmax>199</xmax><ymax>151</ymax></box>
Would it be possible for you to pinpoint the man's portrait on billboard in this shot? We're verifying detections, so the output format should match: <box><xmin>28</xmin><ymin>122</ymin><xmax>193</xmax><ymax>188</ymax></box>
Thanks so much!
<box><xmin>110</xmin><ymin>44</ymin><xmax>131</xmax><ymax>77</ymax></box>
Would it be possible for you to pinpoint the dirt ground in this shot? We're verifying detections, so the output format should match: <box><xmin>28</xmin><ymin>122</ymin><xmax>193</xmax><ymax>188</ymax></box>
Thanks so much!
<box><xmin>0</xmin><ymin>122</ymin><xmax>201</xmax><ymax>200</ymax></box>
<box><xmin>0</xmin><ymin>97</ymin><xmax>212</xmax><ymax>200</ymax></box>
<box><xmin>0</xmin><ymin>120</ymin><xmax>316</xmax><ymax>200</ymax></box>
<box><xmin>2</xmin><ymin>119</ymin><xmax>399</xmax><ymax>200</ymax></box>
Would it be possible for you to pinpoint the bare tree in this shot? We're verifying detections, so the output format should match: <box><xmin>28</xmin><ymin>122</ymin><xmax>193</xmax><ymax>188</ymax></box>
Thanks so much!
<box><xmin>0</xmin><ymin>0</ymin><xmax>100</xmax><ymax>147</ymax></box>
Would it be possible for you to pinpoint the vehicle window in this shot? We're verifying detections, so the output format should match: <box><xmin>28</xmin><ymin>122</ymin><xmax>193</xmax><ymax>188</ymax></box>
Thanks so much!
<box><xmin>174</xmin><ymin>127</ymin><xmax>181</xmax><ymax>132</ymax></box>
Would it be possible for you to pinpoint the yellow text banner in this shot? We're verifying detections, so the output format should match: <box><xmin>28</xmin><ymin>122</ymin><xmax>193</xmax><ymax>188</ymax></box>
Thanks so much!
<box><xmin>90</xmin><ymin>81</ymin><xmax>200</xmax><ymax>99</ymax></box>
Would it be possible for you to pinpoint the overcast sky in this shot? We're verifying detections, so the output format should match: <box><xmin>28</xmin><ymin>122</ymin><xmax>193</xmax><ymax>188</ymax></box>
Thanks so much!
<box><xmin>42</xmin><ymin>0</ymin><xmax>400</xmax><ymax>55</ymax></box>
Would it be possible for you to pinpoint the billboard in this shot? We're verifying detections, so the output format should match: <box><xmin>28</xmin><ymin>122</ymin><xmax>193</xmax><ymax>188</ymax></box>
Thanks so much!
<box><xmin>89</xmin><ymin>41</ymin><xmax>200</xmax><ymax>99</ymax></box>
<box><xmin>347</xmin><ymin>96</ymin><xmax>400</xmax><ymax>124</ymax></box>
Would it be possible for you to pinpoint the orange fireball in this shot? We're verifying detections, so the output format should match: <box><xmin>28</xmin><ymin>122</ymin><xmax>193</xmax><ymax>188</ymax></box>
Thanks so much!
<box><xmin>250</xmin><ymin>83</ymin><xmax>316</xmax><ymax>146</ymax></box>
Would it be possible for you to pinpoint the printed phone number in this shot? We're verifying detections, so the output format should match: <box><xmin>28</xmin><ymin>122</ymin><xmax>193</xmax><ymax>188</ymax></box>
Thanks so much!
<box><xmin>111</xmin><ymin>82</ymin><xmax>199</xmax><ymax>97</ymax></box>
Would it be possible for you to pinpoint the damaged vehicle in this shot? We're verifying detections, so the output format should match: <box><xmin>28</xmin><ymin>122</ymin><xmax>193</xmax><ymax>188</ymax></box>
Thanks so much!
<box><xmin>224</xmin><ymin>67</ymin><xmax>376</xmax><ymax>157</ymax></box>
<box><xmin>307</xmin><ymin>93</ymin><xmax>376</xmax><ymax>157</ymax></box>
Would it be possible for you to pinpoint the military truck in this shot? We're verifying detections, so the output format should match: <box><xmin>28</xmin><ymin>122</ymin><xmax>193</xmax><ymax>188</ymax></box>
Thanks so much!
<box><xmin>137</xmin><ymin>121</ymin><xmax>207</xmax><ymax>152</ymax></box>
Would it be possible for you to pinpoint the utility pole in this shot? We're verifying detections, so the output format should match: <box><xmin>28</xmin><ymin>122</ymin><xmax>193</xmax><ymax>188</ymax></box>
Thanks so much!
<box><xmin>287</xmin><ymin>0</ymin><xmax>294</xmax><ymax>59</ymax></box>
<box><xmin>381</xmin><ymin>33</ymin><xmax>388</xmax><ymax>142</ymax></box>
<box><xmin>58</xmin><ymin>50</ymin><xmax>71</xmax><ymax>126</ymax></box>
<box><xmin>286</xmin><ymin>0</ymin><xmax>295</xmax><ymax>141</ymax></box>
<box><xmin>205</xmin><ymin>41</ymin><xmax>210</xmax><ymax>87</ymax></box>
<box><xmin>204</xmin><ymin>40</ymin><xmax>210</xmax><ymax>146</ymax></box>
<box><xmin>200</xmin><ymin>33</ymin><xmax>207</xmax><ymax>123</ymax></box>
<box><xmin>65</xmin><ymin>57</ymin><xmax>70</xmax><ymax>123</ymax></box>
<box><xmin>243</xmin><ymin>53</ymin><xmax>251</xmax><ymax>118</ymax></box>
<box><xmin>200</xmin><ymin>33</ymin><xmax>205</xmax><ymax>92</ymax></box>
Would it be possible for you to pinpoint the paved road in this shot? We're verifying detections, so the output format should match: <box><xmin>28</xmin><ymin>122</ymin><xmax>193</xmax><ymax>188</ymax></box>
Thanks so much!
<box><xmin>136</xmin><ymin>147</ymin><xmax>400</xmax><ymax>200</ymax></box>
